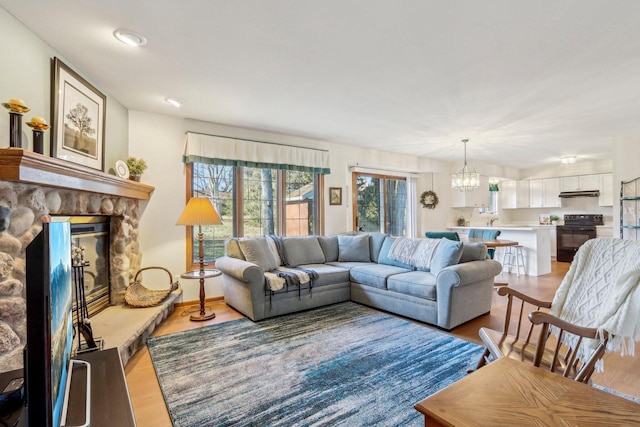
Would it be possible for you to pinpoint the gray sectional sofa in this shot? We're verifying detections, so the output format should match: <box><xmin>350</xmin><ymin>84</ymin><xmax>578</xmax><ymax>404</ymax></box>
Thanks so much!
<box><xmin>215</xmin><ymin>233</ymin><xmax>501</xmax><ymax>330</ymax></box>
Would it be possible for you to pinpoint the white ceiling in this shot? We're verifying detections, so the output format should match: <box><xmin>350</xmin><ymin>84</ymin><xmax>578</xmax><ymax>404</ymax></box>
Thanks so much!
<box><xmin>2</xmin><ymin>0</ymin><xmax>640</xmax><ymax>169</ymax></box>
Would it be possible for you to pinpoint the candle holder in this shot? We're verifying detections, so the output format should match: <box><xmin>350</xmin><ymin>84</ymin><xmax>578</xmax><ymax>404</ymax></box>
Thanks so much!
<box><xmin>26</xmin><ymin>117</ymin><xmax>50</xmax><ymax>154</ymax></box>
<box><xmin>2</xmin><ymin>99</ymin><xmax>31</xmax><ymax>148</ymax></box>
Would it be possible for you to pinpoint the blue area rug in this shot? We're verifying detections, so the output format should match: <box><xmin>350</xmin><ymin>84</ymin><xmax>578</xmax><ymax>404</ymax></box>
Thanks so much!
<box><xmin>147</xmin><ymin>302</ymin><xmax>482</xmax><ymax>426</ymax></box>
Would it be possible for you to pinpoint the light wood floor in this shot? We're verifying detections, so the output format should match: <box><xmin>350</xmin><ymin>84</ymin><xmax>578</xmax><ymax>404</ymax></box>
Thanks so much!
<box><xmin>124</xmin><ymin>262</ymin><xmax>640</xmax><ymax>426</ymax></box>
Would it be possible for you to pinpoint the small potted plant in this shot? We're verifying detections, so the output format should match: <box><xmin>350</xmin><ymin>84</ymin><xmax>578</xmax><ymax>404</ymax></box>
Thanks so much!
<box><xmin>126</xmin><ymin>156</ymin><xmax>148</xmax><ymax>182</ymax></box>
<box><xmin>550</xmin><ymin>215</ymin><xmax>560</xmax><ymax>225</ymax></box>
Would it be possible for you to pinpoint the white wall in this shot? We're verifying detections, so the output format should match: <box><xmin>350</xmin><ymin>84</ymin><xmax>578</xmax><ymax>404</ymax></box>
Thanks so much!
<box><xmin>613</xmin><ymin>132</ymin><xmax>640</xmax><ymax>236</ymax></box>
<box><xmin>0</xmin><ymin>7</ymin><xmax>129</xmax><ymax>165</ymax></box>
<box><xmin>129</xmin><ymin>110</ymin><xmax>452</xmax><ymax>301</ymax></box>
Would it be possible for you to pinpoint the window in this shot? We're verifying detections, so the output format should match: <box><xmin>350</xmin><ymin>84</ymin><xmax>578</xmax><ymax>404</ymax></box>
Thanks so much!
<box><xmin>187</xmin><ymin>163</ymin><xmax>322</xmax><ymax>266</ymax></box>
<box><xmin>479</xmin><ymin>181</ymin><xmax>499</xmax><ymax>215</ymax></box>
<box><xmin>353</xmin><ymin>172</ymin><xmax>407</xmax><ymax>236</ymax></box>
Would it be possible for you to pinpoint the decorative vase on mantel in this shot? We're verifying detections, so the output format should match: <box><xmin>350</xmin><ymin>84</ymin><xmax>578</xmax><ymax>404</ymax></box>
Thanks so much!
<box><xmin>129</xmin><ymin>175</ymin><xmax>141</xmax><ymax>182</ymax></box>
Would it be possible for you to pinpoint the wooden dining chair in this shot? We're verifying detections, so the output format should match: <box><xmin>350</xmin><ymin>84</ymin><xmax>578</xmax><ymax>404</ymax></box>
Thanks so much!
<box><xmin>425</xmin><ymin>231</ymin><xmax>460</xmax><ymax>241</ymax></box>
<box><xmin>475</xmin><ymin>287</ymin><xmax>608</xmax><ymax>383</ymax></box>
<box><xmin>468</xmin><ymin>228</ymin><xmax>501</xmax><ymax>258</ymax></box>
<box><xmin>475</xmin><ymin>238</ymin><xmax>640</xmax><ymax>384</ymax></box>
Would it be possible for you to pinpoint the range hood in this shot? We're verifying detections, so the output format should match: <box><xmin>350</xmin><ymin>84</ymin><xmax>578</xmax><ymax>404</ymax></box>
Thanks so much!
<box><xmin>558</xmin><ymin>190</ymin><xmax>600</xmax><ymax>198</ymax></box>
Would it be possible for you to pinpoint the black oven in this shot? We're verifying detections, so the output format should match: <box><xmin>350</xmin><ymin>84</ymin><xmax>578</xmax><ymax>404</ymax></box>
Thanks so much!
<box><xmin>556</xmin><ymin>214</ymin><xmax>603</xmax><ymax>262</ymax></box>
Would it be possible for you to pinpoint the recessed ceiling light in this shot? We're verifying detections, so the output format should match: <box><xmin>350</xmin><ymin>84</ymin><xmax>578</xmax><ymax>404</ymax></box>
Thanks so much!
<box><xmin>165</xmin><ymin>97</ymin><xmax>184</xmax><ymax>108</ymax></box>
<box><xmin>560</xmin><ymin>156</ymin><xmax>577</xmax><ymax>164</ymax></box>
<box><xmin>113</xmin><ymin>29</ymin><xmax>147</xmax><ymax>47</ymax></box>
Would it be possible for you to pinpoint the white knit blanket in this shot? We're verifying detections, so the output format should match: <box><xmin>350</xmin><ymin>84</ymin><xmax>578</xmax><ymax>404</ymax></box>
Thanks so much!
<box><xmin>549</xmin><ymin>238</ymin><xmax>640</xmax><ymax>370</ymax></box>
<box><xmin>388</xmin><ymin>237</ymin><xmax>441</xmax><ymax>270</ymax></box>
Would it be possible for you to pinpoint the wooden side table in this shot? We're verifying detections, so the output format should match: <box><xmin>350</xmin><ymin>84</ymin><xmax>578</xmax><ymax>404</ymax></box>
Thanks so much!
<box><xmin>180</xmin><ymin>269</ymin><xmax>221</xmax><ymax>321</ymax></box>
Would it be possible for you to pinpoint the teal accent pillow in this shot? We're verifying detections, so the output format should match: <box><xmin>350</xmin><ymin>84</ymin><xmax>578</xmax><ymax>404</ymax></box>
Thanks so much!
<box><xmin>430</xmin><ymin>239</ymin><xmax>464</xmax><ymax>275</ymax></box>
<box><xmin>377</xmin><ymin>236</ymin><xmax>414</xmax><ymax>269</ymax></box>
<box><xmin>237</xmin><ymin>238</ymin><xmax>278</xmax><ymax>271</ymax></box>
<box><xmin>338</xmin><ymin>235</ymin><xmax>371</xmax><ymax>262</ymax></box>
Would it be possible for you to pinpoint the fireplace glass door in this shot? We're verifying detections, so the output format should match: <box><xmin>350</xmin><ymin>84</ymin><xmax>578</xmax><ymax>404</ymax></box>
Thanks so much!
<box><xmin>70</xmin><ymin>217</ymin><xmax>110</xmax><ymax>318</ymax></box>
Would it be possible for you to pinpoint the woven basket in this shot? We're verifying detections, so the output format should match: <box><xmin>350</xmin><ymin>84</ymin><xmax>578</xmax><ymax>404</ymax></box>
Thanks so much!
<box><xmin>125</xmin><ymin>266</ymin><xmax>179</xmax><ymax>308</ymax></box>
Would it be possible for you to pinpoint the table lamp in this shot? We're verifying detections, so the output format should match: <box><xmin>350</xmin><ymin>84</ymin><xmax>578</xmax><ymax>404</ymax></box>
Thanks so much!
<box><xmin>176</xmin><ymin>197</ymin><xmax>223</xmax><ymax>321</ymax></box>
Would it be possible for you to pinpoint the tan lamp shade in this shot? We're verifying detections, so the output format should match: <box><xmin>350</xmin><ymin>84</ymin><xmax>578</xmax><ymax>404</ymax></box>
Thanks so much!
<box><xmin>176</xmin><ymin>197</ymin><xmax>223</xmax><ymax>226</ymax></box>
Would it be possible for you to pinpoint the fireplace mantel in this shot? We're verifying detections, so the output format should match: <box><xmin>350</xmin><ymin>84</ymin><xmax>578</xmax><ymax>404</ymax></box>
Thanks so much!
<box><xmin>0</xmin><ymin>148</ymin><xmax>154</xmax><ymax>200</ymax></box>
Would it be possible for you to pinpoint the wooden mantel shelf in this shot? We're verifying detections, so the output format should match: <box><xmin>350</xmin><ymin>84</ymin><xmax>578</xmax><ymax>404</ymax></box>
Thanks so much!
<box><xmin>0</xmin><ymin>148</ymin><xmax>154</xmax><ymax>200</ymax></box>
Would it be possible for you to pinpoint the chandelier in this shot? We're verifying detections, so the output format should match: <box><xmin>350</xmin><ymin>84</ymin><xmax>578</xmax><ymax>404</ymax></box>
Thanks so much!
<box><xmin>451</xmin><ymin>139</ymin><xmax>480</xmax><ymax>192</ymax></box>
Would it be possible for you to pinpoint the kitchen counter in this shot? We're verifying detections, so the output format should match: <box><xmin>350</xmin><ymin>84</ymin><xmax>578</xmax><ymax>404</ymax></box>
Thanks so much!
<box><xmin>447</xmin><ymin>226</ymin><xmax>551</xmax><ymax>276</ymax></box>
<box><xmin>448</xmin><ymin>226</ymin><xmax>543</xmax><ymax>231</ymax></box>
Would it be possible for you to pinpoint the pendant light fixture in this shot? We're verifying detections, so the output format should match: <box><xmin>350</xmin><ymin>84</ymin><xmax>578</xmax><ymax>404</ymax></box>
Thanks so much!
<box><xmin>451</xmin><ymin>139</ymin><xmax>480</xmax><ymax>192</ymax></box>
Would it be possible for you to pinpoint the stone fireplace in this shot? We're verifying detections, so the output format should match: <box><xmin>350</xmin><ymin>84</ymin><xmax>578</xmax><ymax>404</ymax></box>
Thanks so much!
<box><xmin>0</xmin><ymin>148</ymin><xmax>176</xmax><ymax>372</ymax></box>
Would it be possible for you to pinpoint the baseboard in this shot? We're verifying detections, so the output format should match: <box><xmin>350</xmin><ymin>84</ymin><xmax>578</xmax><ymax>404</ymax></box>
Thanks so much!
<box><xmin>175</xmin><ymin>295</ymin><xmax>225</xmax><ymax>308</ymax></box>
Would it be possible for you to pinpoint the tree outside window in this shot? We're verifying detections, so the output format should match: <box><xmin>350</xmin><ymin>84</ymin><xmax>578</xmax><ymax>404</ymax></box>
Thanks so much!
<box><xmin>188</xmin><ymin>163</ymin><xmax>321</xmax><ymax>265</ymax></box>
<box><xmin>353</xmin><ymin>172</ymin><xmax>407</xmax><ymax>235</ymax></box>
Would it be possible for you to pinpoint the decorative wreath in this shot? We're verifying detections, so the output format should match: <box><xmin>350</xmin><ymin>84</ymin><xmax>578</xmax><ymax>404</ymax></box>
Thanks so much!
<box><xmin>420</xmin><ymin>190</ymin><xmax>439</xmax><ymax>209</ymax></box>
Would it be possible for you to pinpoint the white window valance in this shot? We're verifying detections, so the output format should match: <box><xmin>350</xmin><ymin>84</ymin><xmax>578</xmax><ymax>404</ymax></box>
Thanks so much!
<box><xmin>183</xmin><ymin>132</ymin><xmax>330</xmax><ymax>174</ymax></box>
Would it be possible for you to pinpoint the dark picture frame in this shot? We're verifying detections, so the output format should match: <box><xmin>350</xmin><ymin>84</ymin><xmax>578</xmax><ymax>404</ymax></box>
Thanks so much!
<box><xmin>329</xmin><ymin>187</ymin><xmax>342</xmax><ymax>205</ymax></box>
<box><xmin>51</xmin><ymin>57</ymin><xmax>106</xmax><ymax>171</ymax></box>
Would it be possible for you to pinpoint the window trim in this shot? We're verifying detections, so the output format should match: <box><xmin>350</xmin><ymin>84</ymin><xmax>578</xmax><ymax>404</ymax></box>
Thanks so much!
<box><xmin>185</xmin><ymin>163</ymin><xmax>324</xmax><ymax>270</ymax></box>
<box><xmin>351</xmin><ymin>171</ymin><xmax>407</xmax><ymax>234</ymax></box>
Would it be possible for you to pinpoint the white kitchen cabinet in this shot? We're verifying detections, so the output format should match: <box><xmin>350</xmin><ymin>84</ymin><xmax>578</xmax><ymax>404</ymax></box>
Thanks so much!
<box><xmin>560</xmin><ymin>174</ymin><xmax>600</xmax><ymax>192</ymax></box>
<box><xmin>530</xmin><ymin>178</ymin><xmax>561</xmax><ymax>208</ymax></box>
<box><xmin>599</xmin><ymin>173</ymin><xmax>613</xmax><ymax>206</ymax></box>
<box><xmin>499</xmin><ymin>179</ymin><xmax>516</xmax><ymax>209</ymax></box>
<box><xmin>500</xmin><ymin>179</ymin><xmax>531</xmax><ymax>209</ymax></box>
<box><xmin>516</xmin><ymin>180</ymin><xmax>530</xmax><ymax>208</ymax></box>
<box><xmin>450</xmin><ymin>176</ymin><xmax>489</xmax><ymax>208</ymax></box>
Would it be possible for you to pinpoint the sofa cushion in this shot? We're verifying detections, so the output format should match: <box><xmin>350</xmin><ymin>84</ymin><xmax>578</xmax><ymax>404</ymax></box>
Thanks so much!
<box><xmin>318</xmin><ymin>235</ymin><xmax>339</xmax><ymax>262</ymax></box>
<box><xmin>283</xmin><ymin>236</ymin><xmax>325</xmax><ymax>267</ymax></box>
<box><xmin>377</xmin><ymin>236</ymin><xmax>414</xmax><ymax>269</ymax></box>
<box><xmin>338</xmin><ymin>235</ymin><xmax>371</xmax><ymax>262</ymax></box>
<box><xmin>430</xmin><ymin>239</ymin><xmax>464</xmax><ymax>275</ymax></box>
<box><xmin>460</xmin><ymin>242</ymin><xmax>488</xmax><ymax>263</ymax></box>
<box><xmin>237</xmin><ymin>237</ymin><xmax>278</xmax><ymax>271</ymax></box>
<box><xmin>350</xmin><ymin>264</ymin><xmax>412</xmax><ymax>289</ymax></box>
<box><xmin>387</xmin><ymin>271</ymin><xmax>437</xmax><ymax>301</ymax></box>
<box><xmin>296</xmin><ymin>263</ymin><xmax>350</xmax><ymax>287</ymax></box>
<box><xmin>369</xmin><ymin>232</ymin><xmax>387</xmax><ymax>262</ymax></box>
<box><xmin>225</xmin><ymin>238</ymin><xmax>245</xmax><ymax>260</ymax></box>
<box><xmin>326</xmin><ymin>261</ymin><xmax>374</xmax><ymax>270</ymax></box>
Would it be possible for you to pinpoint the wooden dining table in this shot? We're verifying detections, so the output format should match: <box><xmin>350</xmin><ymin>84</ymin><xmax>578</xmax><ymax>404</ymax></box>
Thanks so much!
<box><xmin>415</xmin><ymin>357</ymin><xmax>640</xmax><ymax>426</ymax></box>
<box><xmin>466</xmin><ymin>237</ymin><xmax>519</xmax><ymax>254</ymax></box>
<box><xmin>465</xmin><ymin>238</ymin><xmax>519</xmax><ymax>285</ymax></box>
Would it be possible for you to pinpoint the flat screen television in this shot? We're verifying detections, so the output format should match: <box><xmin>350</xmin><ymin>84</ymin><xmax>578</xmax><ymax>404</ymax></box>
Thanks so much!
<box><xmin>25</xmin><ymin>221</ymin><xmax>75</xmax><ymax>427</ymax></box>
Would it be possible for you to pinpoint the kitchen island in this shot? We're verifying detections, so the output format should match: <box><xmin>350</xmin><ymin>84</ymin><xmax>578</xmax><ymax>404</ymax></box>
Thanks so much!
<box><xmin>447</xmin><ymin>226</ymin><xmax>551</xmax><ymax>276</ymax></box>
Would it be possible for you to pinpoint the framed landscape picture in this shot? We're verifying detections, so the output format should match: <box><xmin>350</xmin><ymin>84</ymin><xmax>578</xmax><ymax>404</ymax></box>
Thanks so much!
<box><xmin>329</xmin><ymin>187</ymin><xmax>342</xmax><ymax>205</ymax></box>
<box><xmin>51</xmin><ymin>57</ymin><xmax>106</xmax><ymax>171</ymax></box>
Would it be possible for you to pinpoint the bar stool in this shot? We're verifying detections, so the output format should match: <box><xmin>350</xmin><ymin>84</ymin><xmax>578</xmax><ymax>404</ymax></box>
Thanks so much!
<box><xmin>502</xmin><ymin>245</ymin><xmax>526</xmax><ymax>276</ymax></box>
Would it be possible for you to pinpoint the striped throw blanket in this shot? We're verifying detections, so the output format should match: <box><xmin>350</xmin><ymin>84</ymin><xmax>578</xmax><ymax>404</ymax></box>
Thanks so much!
<box><xmin>264</xmin><ymin>267</ymin><xmax>319</xmax><ymax>292</ymax></box>
<box><xmin>264</xmin><ymin>235</ymin><xmax>319</xmax><ymax>294</ymax></box>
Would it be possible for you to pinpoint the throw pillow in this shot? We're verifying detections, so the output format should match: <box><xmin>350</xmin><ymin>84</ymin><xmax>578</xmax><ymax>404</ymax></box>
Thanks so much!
<box><xmin>318</xmin><ymin>235</ymin><xmax>339</xmax><ymax>262</ymax></box>
<box><xmin>237</xmin><ymin>237</ymin><xmax>278</xmax><ymax>272</ymax></box>
<box><xmin>282</xmin><ymin>236</ymin><xmax>326</xmax><ymax>267</ymax></box>
<box><xmin>337</xmin><ymin>234</ymin><xmax>371</xmax><ymax>262</ymax></box>
<box><xmin>368</xmin><ymin>232</ymin><xmax>387</xmax><ymax>262</ymax></box>
<box><xmin>430</xmin><ymin>239</ymin><xmax>464</xmax><ymax>275</ymax></box>
<box><xmin>224</xmin><ymin>238</ymin><xmax>245</xmax><ymax>260</ymax></box>
<box><xmin>265</xmin><ymin>236</ymin><xmax>283</xmax><ymax>266</ymax></box>
<box><xmin>460</xmin><ymin>242</ymin><xmax>488</xmax><ymax>263</ymax></box>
